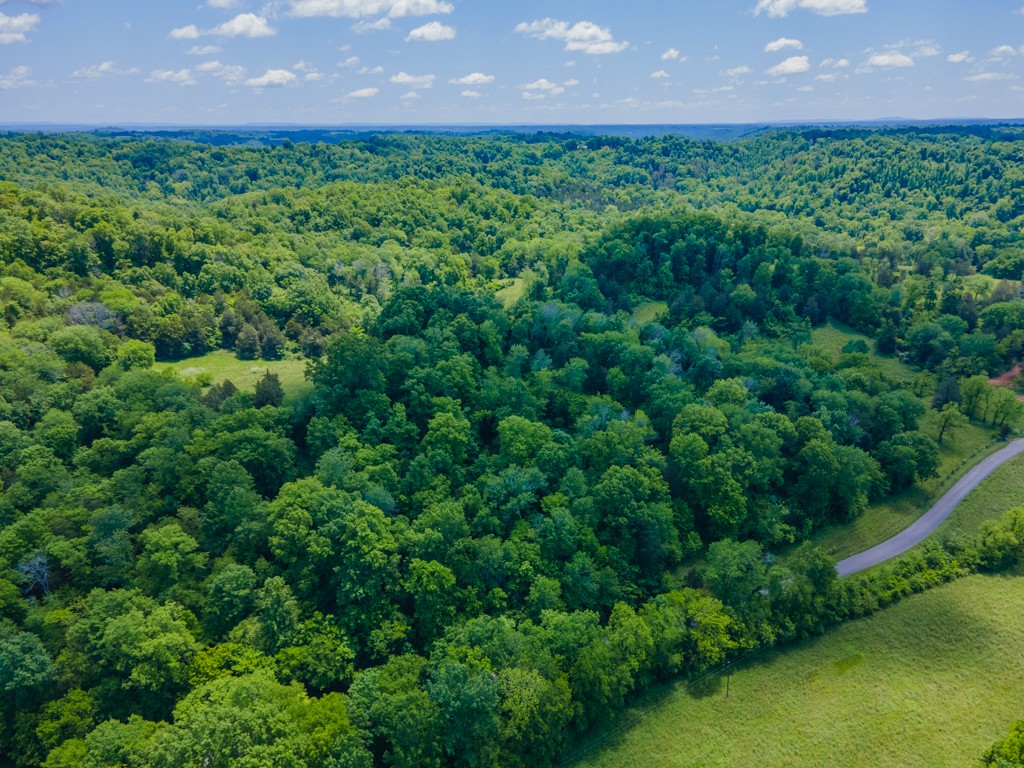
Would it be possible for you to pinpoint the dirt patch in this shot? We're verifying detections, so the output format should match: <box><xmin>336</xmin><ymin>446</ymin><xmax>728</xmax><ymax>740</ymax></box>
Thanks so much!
<box><xmin>989</xmin><ymin>364</ymin><xmax>1022</xmax><ymax>388</ymax></box>
<box><xmin>989</xmin><ymin>364</ymin><xmax>1024</xmax><ymax>402</ymax></box>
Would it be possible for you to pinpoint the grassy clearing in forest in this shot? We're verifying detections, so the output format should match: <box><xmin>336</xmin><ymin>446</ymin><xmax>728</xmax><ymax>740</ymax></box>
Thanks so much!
<box><xmin>810</xmin><ymin>319</ymin><xmax>912</xmax><ymax>383</ymax></box>
<box><xmin>153</xmin><ymin>350</ymin><xmax>311</xmax><ymax>400</ymax></box>
<box><xmin>574</xmin><ymin>573</ymin><xmax>1024</xmax><ymax>768</ymax></box>
<box><xmin>632</xmin><ymin>301</ymin><xmax>668</xmax><ymax>325</ymax></box>
<box><xmin>496</xmin><ymin>277</ymin><xmax>528</xmax><ymax>308</ymax></box>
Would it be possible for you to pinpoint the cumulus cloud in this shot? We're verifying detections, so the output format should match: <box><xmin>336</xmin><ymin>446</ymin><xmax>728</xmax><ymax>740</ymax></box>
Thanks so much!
<box><xmin>865</xmin><ymin>52</ymin><xmax>913</xmax><ymax>68</ymax></box>
<box><xmin>661</xmin><ymin>47</ymin><xmax>680</xmax><ymax>60</ymax></box>
<box><xmin>766</xmin><ymin>55</ymin><xmax>810</xmax><ymax>76</ymax></box>
<box><xmin>72</xmin><ymin>61</ymin><xmax>140</xmax><ymax>79</ymax></box>
<box><xmin>520</xmin><ymin>77</ymin><xmax>565</xmax><ymax>98</ymax></box>
<box><xmin>990</xmin><ymin>44</ymin><xmax>1017</xmax><ymax>58</ymax></box>
<box><xmin>449</xmin><ymin>72</ymin><xmax>494</xmax><ymax>85</ymax></box>
<box><xmin>211</xmin><ymin>13</ymin><xmax>275</xmax><ymax>37</ymax></box>
<box><xmin>650</xmin><ymin>70</ymin><xmax>669</xmax><ymax>79</ymax></box>
<box><xmin>358</xmin><ymin>65</ymin><xmax>384</xmax><ymax>74</ymax></box>
<box><xmin>246</xmin><ymin>69</ymin><xmax>296</xmax><ymax>87</ymax></box>
<box><xmin>406</xmin><ymin>21</ymin><xmax>454</xmax><ymax>41</ymax></box>
<box><xmin>460</xmin><ymin>90</ymin><xmax>482</xmax><ymax>98</ymax></box>
<box><xmin>147</xmin><ymin>68</ymin><xmax>196</xmax><ymax>86</ymax></box>
<box><xmin>726</xmin><ymin>65</ymin><xmax>752</xmax><ymax>76</ymax></box>
<box><xmin>947</xmin><ymin>51</ymin><xmax>972</xmax><ymax>63</ymax></box>
<box><xmin>170</xmin><ymin>13</ymin><xmax>275</xmax><ymax>40</ymax></box>
<box><xmin>764</xmin><ymin>37</ymin><xmax>802</xmax><ymax>52</ymax></box>
<box><xmin>339</xmin><ymin>55</ymin><xmax>360</xmax><ymax>67</ymax></box>
<box><xmin>290</xmin><ymin>0</ymin><xmax>452</xmax><ymax>18</ymax></box>
<box><xmin>187</xmin><ymin>45</ymin><xmax>222</xmax><ymax>55</ymax></box>
<box><xmin>819</xmin><ymin>57</ymin><xmax>850</xmax><ymax>67</ymax></box>
<box><xmin>915</xmin><ymin>43</ymin><xmax>940</xmax><ymax>57</ymax></box>
<box><xmin>754</xmin><ymin>0</ymin><xmax>866</xmax><ymax>16</ymax></box>
<box><xmin>207</xmin><ymin>0</ymin><xmax>241</xmax><ymax>7</ymax></box>
<box><xmin>169</xmin><ymin>24</ymin><xmax>201</xmax><ymax>39</ymax></box>
<box><xmin>0</xmin><ymin>64</ymin><xmax>32</xmax><ymax>89</ymax></box>
<box><xmin>348</xmin><ymin>86</ymin><xmax>378</xmax><ymax>97</ymax></box>
<box><xmin>390</xmin><ymin>70</ymin><xmax>434</xmax><ymax>88</ymax></box>
<box><xmin>0</xmin><ymin>11</ymin><xmax>38</xmax><ymax>43</ymax></box>
<box><xmin>196</xmin><ymin>60</ymin><xmax>247</xmax><ymax>83</ymax></box>
<box><xmin>515</xmin><ymin>18</ymin><xmax>628</xmax><ymax>55</ymax></box>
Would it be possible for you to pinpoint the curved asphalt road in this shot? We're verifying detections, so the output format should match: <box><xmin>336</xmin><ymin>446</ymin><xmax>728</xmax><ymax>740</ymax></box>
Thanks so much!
<box><xmin>836</xmin><ymin>438</ymin><xmax>1024</xmax><ymax>577</ymax></box>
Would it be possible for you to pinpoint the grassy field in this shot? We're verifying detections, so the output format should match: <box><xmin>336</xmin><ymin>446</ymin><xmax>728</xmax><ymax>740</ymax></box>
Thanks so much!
<box><xmin>154</xmin><ymin>350</ymin><xmax>311</xmax><ymax>401</ymax></box>
<box><xmin>574</xmin><ymin>573</ymin><xmax>1024</xmax><ymax>768</ymax></box>
<box><xmin>939</xmin><ymin>451</ymin><xmax>1024</xmax><ymax>539</ymax></box>
<box><xmin>810</xmin><ymin>319</ymin><xmax>912</xmax><ymax>383</ymax></box>
<box><xmin>632</xmin><ymin>300</ymin><xmax>668</xmax><ymax>325</ymax></box>
<box><xmin>496</xmin><ymin>276</ymin><xmax>528</xmax><ymax>308</ymax></box>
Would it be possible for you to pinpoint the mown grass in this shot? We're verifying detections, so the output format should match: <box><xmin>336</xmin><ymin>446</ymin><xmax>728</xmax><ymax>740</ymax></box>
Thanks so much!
<box><xmin>939</xmin><ymin>451</ymin><xmax>1024</xmax><ymax>540</ymax></box>
<box><xmin>154</xmin><ymin>350</ymin><xmax>311</xmax><ymax>401</ymax></box>
<box><xmin>632</xmin><ymin>301</ymin><xmax>668</xmax><ymax>325</ymax></box>
<box><xmin>574</xmin><ymin>573</ymin><xmax>1024</xmax><ymax>768</ymax></box>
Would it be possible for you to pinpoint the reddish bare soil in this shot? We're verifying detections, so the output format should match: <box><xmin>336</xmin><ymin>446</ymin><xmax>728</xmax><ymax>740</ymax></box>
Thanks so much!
<box><xmin>989</xmin><ymin>364</ymin><xmax>1024</xmax><ymax>402</ymax></box>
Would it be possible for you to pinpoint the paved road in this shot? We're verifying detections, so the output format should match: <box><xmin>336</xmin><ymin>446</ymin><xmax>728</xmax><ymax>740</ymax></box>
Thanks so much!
<box><xmin>836</xmin><ymin>438</ymin><xmax>1024</xmax><ymax>577</ymax></box>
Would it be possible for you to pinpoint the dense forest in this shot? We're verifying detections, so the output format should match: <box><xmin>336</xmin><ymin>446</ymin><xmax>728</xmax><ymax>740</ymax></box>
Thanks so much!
<box><xmin>2</xmin><ymin>127</ymin><xmax>1024</xmax><ymax>767</ymax></box>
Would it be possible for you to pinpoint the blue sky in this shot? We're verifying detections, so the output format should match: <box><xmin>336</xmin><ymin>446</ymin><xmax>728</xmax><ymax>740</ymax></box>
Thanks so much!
<box><xmin>1</xmin><ymin>0</ymin><xmax>1023</xmax><ymax>124</ymax></box>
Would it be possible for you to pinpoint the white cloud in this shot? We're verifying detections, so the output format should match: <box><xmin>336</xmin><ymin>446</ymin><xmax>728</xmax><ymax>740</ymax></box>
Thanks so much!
<box><xmin>650</xmin><ymin>69</ymin><xmax>670</xmax><ymax>79</ymax></box>
<box><xmin>990</xmin><ymin>44</ymin><xmax>1017</xmax><ymax>58</ymax></box>
<box><xmin>754</xmin><ymin>0</ymin><xmax>867</xmax><ymax>16</ymax></box>
<box><xmin>339</xmin><ymin>55</ymin><xmax>360</xmax><ymax>67</ymax></box>
<box><xmin>246</xmin><ymin>69</ymin><xmax>296</xmax><ymax>87</ymax></box>
<box><xmin>460</xmin><ymin>89</ymin><xmax>482</xmax><ymax>98</ymax></box>
<box><xmin>186</xmin><ymin>45</ymin><xmax>222</xmax><ymax>55</ymax></box>
<box><xmin>796</xmin><ymin>85</ymin><xmax>813</xmax><ymax>91</ymax></box>
<box><xmin>207</xmin><ymin>0</ymin><xmax>240</xmax><ymax>7</ymax></box>
<box><xmin>947</xmin><ymin>51</ymin><xmax>972</xmax><ymax>63</ymax></box>
<box><xmin>965</xmin><ymin>72</ymin><xmax>1016</xmax><ymax>82</ymax></box>
<box><xmin>814</xmin><ymin>73</ymin><xmax>840</xmax><ymax>81</ymax></box>
<box><xmin>0</xmin><ymin>11</ymin><xmax>38</xmax><ymax>44</ymax></box>
<box><xmin>211</xmin><ymin>13</ymin><xmax>275</xmax><ymax>37</ymax></box>
<box><xmin>357</xmin><ymin>65</ymin><xmax>384</xmax><ymax>74</ymax></box>
<box><xmin>406</xmin><ymin>21</ymin><xmax>454</xmax><ymax>41</ymax></box>
<box><xmin>766</xmin><ymin>55</ymin><xmax>810</xmax><ymax>76</ymax></box>
<box><xmin>915</xmin><ymin>43</ymin><xmax>940</xmax><ymax>57</ymax></box>
<box><xmin>0</xmin><ymin>65</ymin><xmax>32</xmax><ymax>89</ymax></box>
<box><xmin>520</xmin><ymin>77</ymin><xmax>565</xmax><ymax>98</ymax></box>
<box><xmin>564</xmin><ymin>78</ymin><xmax>578</xmax><ymax>86</ymax></box>
<box><xmin>765</xmin><ymin>37</ymin><xmax>802</xmax><ymax>52</ymax></box>
<box><xmin>348</xmin><ymin>86</ymin><xmax>378</xmax><ymax>97</ymax></box>
<box><xmin>147</xmin><ymin>68</ymin><xmax>196</xmax><ymax>86</ymax></box>
<box><xmin>390</xmin><ymin>70</ymin><xmax>434</xmax><ymax>88</ymax></box>
<box><xmin>865</xmin><ymin>52</ymin><xmax>914</xmax><ymax>68</ymax></box>
<box><xmin>169</xmin><ymin>24</ymin><xmax>201</xmax><ymax>39</ymax></box>
<box><xmin>693</xmin><ymin>85</ymin><xmax>734</xmax><ymax>94</ymax></box>
<box><xmin>72</xmin><ymin>61</ymin><xmax>140</xmax><ymax>80</ymax></box>
<box><xmin>661</xmin><ymin>47</ymin><xmax>680</xmax><ymax>60</ymax></box>
<box><xmin>819</xmin><ymin>57</ymin><xmax>850</xmax><ymax>68</ymax></box>
<box><xmin>289</xmin><ymin>0</ymin><xmax>453</xmax><ymax>18</ymax></box>
<box><xmin>400</xmin><ymin>90</ymin><xmax>420</xmax><ymax>99</ymax></box>
<box><xmin>353</xmin><ymin>17</ymin><xmax>391</xmax><ymax>31</ymax></box>
<box><xmin>196</xmin><ymin>60</ymin><xmax>247</xmax><ymax>83</ymax></box>
<box><xmin>515</xmin><ymin>18</ymin><xmax>628</xmax><ymax>55</ymax></box>
<box><xmin>449</xmin><ymin>72</ymin><xmax>494</xmax><ymax>85</ymax></box>
<box><xmin>726</xmin><ymin>65</ymin><xmax>752</xmax><ymax>76</ymax></box>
